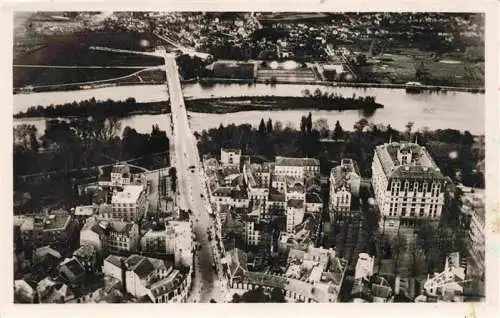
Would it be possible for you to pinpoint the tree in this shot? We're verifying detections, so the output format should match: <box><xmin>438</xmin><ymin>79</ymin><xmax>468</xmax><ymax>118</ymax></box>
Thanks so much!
<box><xmin>313</xmin><ymin>118</ymin><xmax>329</xmax><ymax>138</ymax></box>
<box><xmin>274</xmin><ymin>121</ymin><xmax>283</xmax><ymax>132</ymax></box>
<box><xmin>266</xmin><ymin>118</ymin><xmax>273</xmax><ymax>134</ymax></box>
<box><xmin>306</xmin><ymin>112</ymin><xmax>313</xmax><ymax>133</ymax></box>
<box><xmin>258</xmin><ymin>119</ymin><xmax>266</xmax><ymax>135</ymax></box>
<box><xmin>417</xmin><ymin>222</ymin><xmax>436</xmax><ymax>267</ymax></box>
<box><xmin>231</xmin><ymin>293</ymin><xmax>241</xmax><ymax>303</ymax></box>
<box><xmin>270</xmin><ymin>288</ymin><xmax>286</xmax><ymax>302</ymax></box>
<box><xmin>333</xmin><ymin>120</ymin><xmax>344</xmax><ymax>140</ymax></box>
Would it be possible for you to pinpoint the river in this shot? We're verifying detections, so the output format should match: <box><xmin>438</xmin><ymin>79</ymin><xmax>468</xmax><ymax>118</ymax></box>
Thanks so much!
<box><xmin>13</xmin><ymin>83</ymin><xmax>485</xmax><ymax>135</ymax></box>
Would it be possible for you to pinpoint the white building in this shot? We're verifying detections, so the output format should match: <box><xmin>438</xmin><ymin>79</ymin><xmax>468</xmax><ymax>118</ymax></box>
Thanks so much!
<box><xmin>111</xmin><ymin>184</ymin><xmax>147</xmax><ymax>221</ymax></box>
<box><xmin>80</xmin><ymin>217</ymin><xmax>140</xmax><ymax>253</ymax></box>
<box><xmin>110</xmin><ymin>164</ymin><xmax>131</xmax><ymax>187</ymax></box>
<box><xmin>124</xmin><ymin>254</ymin><xmax>172</xmax><ymax>298</ymax></box>
<box><xmin>461</xmin><ymin>189</ymin><xmax>485</xmax><ymax>273</ymax></box>
<box><xmin>102</xmin><ymin>254</ymin><xmax>124</xmax><ymax>281</ymax></box>
<box><xmin>220</xmin><ymin>148</ymin><xmax>242</xmax><ymax>166</ymax></box>
<box><xmin>329</xmin><ymin>159</ymin><xmax>361</xmax><ymax>221</ymax></box>
<box><xmin>167</xmin><ymin>221</ymin><xmax>193</xmax><ymax>268</ymax></box>
<box><xmin>286</xmin><ymin>177</ymin><xmax>306</xmax><ymax>202</ymax></box>
<box><xmin>244</xmin><ymin>213</ymin><xmax>263</xmax><ymax>246</ymax></box>
<box><xmin>354</xmin><ymin>253</ymin><xmax>374</xmax><ymax>280</ymax></box>
<box><xmin>372</xmin><ymin>142</ymin><xmax>446</xmax><ymax>233</ymax></box>
<box><xmin>286</xmin><ymin>199</ymin><xmax>305</xmax><ymax>233</ymax></box>
<box><xmin>274</xmin><ymin>156</ymin><xmax>320</xmax><ymax>179</ymax></box>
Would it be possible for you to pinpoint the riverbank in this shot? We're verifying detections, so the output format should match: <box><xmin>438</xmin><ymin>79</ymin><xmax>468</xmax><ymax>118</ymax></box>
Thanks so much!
<box><xmin>185</xmin><ymin>95</ymin><xmax>383</xmax><ymax>114</ymax></box>
<box><xmin>14</xmin><ymin>76</ymin><xmax>485</xmax><ymax>95</ymax></box>
<box><xmin>14</xmin><ymin>94</ymin><xmax>382</xmax><ymax>118</ymax></box>
<box><xmin>14</xmin><ymin>99</ymin><xmax>170</xmax><ymax>119</ymax></box>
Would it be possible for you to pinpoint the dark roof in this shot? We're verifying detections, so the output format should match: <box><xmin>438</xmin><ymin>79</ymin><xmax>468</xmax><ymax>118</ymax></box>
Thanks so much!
<box><xmin>228</xmin><ymin>248</ymin><xmax>247</xmax><ymax>279</ymax></box>
<box><xmin>275</xmin><ymin>156</ymin><xmax>320</xmax><ymax>167</ymax></box>
<box><xmin>60</xmin><ymin>259</ymin><xmax>85</xmax><ymax>278</ymax></box>
<box><xmin>104</xmin><ymin>255</ymin><xmax>124</xmax><ymax>268</ymax></box>
<box><xmin>133</xmin><ymin>258</ymin><xmax>155</xmax><ymax>278</ymax></box>
<box><xmin>306</xmin><ymin>192</ymin><xmax>323</xmax><ymax>204</ymax></box>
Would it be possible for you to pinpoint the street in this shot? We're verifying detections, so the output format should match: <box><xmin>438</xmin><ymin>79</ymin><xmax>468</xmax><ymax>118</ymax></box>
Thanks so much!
<box><xmin>163</xmin><ymin>52</ymin><xmax>229</xmax><ymax>302</ymax></box>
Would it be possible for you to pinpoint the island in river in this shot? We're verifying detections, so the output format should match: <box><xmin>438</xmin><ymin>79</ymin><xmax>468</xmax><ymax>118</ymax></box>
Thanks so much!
<box><xmin>13</xmin><ymin>93</ymin><xmax>383</xmax><ymax>118</ymax></box>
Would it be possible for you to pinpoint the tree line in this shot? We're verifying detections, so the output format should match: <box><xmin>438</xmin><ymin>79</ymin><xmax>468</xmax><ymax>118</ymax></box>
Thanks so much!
<box><xmin>196</xmin><ymin>114</ymin><xmax>484</xmax><ymax>188</ymax></box>
<box><xmin>14</xmin><ymin>97</ymin><xmax>170</xmax><ymax>119</ymax></box>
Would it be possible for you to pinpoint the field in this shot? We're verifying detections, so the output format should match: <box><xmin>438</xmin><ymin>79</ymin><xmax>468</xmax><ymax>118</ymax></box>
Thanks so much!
<box><xmin>211</xmin><ymin>61</ymin><xmax>256</xmax><ymax>79</ymax></box>
<box><xmin>365</xmin><ymin>49</ymin><xmax>485</xmax><ymax>87</ymax></box>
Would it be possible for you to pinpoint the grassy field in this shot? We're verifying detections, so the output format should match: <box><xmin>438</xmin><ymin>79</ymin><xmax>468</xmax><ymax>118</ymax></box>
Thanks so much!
<box><xmin>211</xmin><ymin>61</ymin><xmax>255</xmax><ymax>79</ymax></box>
<box><xmin>13</xmin><ymin>67</ymin><xmax>141</xmax><ymax>87</ymax></box>
<box><xmin>366</xmin><ymin>48</ymin><xmax>484</xmax><ymax>87</ymax></box>
<box><xmin>258</xmin><ymin>12</ymin><xmax>332</xmax><ymax>24</ymax></box>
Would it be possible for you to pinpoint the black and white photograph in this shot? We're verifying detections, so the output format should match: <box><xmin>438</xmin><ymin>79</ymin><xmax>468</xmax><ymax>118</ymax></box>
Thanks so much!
<box><xmin>4</xmin><ymin>1</ymin><xmax>498</xmax><ymax>312</ymax></box>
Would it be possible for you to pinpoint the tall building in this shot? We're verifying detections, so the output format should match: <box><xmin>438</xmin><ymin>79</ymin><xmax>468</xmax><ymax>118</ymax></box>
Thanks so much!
<box><xmin>220</xmin><ymin>148</ymin><xmax>242</xmax><ymax>166</ymax></box>
<box><xmin>371</xmin><ymin>142</ymin><xmax>446</xmax><ymax>233</ymax></box>
<box><xmin>111</xmin><ymin>184</ymin><xmax>147</xmax><ymax>221</ymax></box>
<box><xmin>274</xmin><ymin>156</ymin><xmax>320</xmax><ymax>179</ymax></box>
<box><xmin>329</xmin><ymin>159</ymin><xmax>361</xmax><ymax>222</ymax></box>
<box><xmin>286</xmin><ymin>199</ymin><xmax>305</xmax><ymax>233</ymax></box>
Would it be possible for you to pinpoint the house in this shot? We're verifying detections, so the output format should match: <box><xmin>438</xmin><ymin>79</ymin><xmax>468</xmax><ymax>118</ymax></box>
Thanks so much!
<box><xmin>73</xmin><ymin>245</ymin><xmax>99</xmax><ymax>272</ymax></box>
<box><xmin>80</xmin><ymin>217</ymin><xmax>140</xmax><ymax>254</ymax></box>
<box><xmin>58</xmin><ymin>257</ymin><xmax>86</xmax><ymax>287</ymax></box>
<box><xmin>14</xmin><ymin>279</ymin><xmax>37</xmax><ymax>303</ymax></box>
<box><xmin>124</xmin><ymin>254</ymin><xmax>172</xmax><ymax>298</ymax></box>
<box><xmin>110</xmin><ymin>164</ymin><xmax>131</xmax><ymax>187</ymax></box>
<box><xmin>33</xmin><ymin>246</ymin><xmax>62</xmax><ymax>274</ymax></box>
<box><xmin>103</xmin><ymin>254</ymin><xmax>125</xmax><ymax>282</ymax></box>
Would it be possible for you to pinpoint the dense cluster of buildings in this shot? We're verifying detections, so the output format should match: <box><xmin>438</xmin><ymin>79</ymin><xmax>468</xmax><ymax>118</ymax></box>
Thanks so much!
<box><xmin>205</xmin><ymin>148</ymin><xmax>323</xmax><ymax>252</ymax></box>
<box><xmin>13</xmin><ymin>163</ymin><xmax>193</xmax><ymax>304</ymax></box>
<box><xmin>207</xmin><ymin>137</ymin><xmax>484</xmax><ymax>303</ymax></box>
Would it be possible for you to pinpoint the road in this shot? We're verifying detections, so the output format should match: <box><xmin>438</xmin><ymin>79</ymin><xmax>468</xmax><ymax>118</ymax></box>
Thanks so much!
<box><xmin>162</xmin><ymin>51</ymin><xmax>228</xmax><ymax>302</ymax></box>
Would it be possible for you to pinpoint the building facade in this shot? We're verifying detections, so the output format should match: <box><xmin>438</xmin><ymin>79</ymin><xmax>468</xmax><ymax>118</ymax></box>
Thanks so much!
<box><xmin>372</xmin><ymin>142</ymin><xmax>446</xmax><ymax>233</ymax></box>
<box><xmin>274</xmin><ymin>156</ymin><xmax>320</xmax><ymax>179</ymax></box>
<box><xmin>111</xmin><ymin>185</ymin><xmax>147</xmax><ymax>221</ymax></box>
<box><xmin>221</xmin><ymin>148</ymin><xmax>242</xmax><ymax>166</ymax></box>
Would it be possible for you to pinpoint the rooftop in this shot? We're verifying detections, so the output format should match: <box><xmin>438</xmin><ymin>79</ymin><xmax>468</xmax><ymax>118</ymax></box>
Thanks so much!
<box><xmin>82</xmin><ymin>217</ymin><xmax>135</xmax><ymax>236</ymax></box>
<box><xmin>374</xmin><ymin>142</ymin><xmax>444</xmax><ymax>180</ymax></box>
<box><xmin>112</xmin><ymin>164</ymin><xmax>131</xmax><ymax>175</ymax></box>
<box><xmin>104</xmin><ymin>254</ymin><xmax>124</xmax><ymax>268</ymax></box>
<box><xmin>74</xmin><ymin>205</ymin><xmax>95</xmax><ymax>216</ymax></box>
<box><xmin>35</xmin><ymin>246</ymin><xmax>62</xmax><ymax>260</ymax></box>
<box><xmin>124</xmin><ymin>255</ymin><xmax>171</xmax><ymax>279</ymax></box>
<box><xmin>111</xmin><ymin>184</ymin><xmax>145</xmax><ymax>204</ymax></box>
<box><xmin>20</xmin><ymin>213</ymin><xmax>71</xmax><ymax>232</ymax></box>
<box><xmin>222</xmin><ymin>148</ymin><xmax>242</xmax><ymax>154</ymax></box>
<box><xmin>275</xmin><ymin>156</ymin><xmax>320</xmax><ymax>167</ymax></box>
